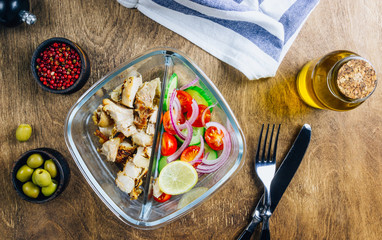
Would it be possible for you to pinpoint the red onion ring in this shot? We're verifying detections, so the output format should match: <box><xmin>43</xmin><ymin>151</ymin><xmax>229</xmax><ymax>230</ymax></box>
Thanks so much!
<box><xmin>196</xmin><ymin>122</ymin><xmax>231</xmax><ymax>173</ymax></box>
<box><xmin>201</xmin><ymin>103</ymin><xmax>217</xmax><ymax>127</ymax></box>
<box><xmin>189</xmin><ymin>152</ymin><xmax>209</xmax><ymax>166</ymax></box>
<box><xmin>187</xmin><ymin>99</ymin><xmax>199</xmax><ymax>125</ymax></box>
<box><xmin>179</xmin><ymin>77</ymin><xmax>199</xmax><ymax>91</ymax></box>
<box><xmin>189</xmin><ymin>136</ymin><xmax>204</xmax><ymax>163</ymax></box>
<box><xmin>169</xmin><ymin>90</ymin><xmax>186</xmax><ymax>140</ymax></box>
<box><xmin>167</xmin><ymin>121</ymin><xmax>193</xmax><ymax>163</ymax></box>
<box><xmin>200</xmin><ymin>122</ymin><xmax>230</xmax><ymax>165</ymax></box>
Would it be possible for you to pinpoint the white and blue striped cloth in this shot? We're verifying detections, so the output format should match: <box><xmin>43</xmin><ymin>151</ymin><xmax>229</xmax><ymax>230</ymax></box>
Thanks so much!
<box><xmin>117</xmin><ymin>0</ymin><xmax>320</xmax><ymax>80</ymax></box>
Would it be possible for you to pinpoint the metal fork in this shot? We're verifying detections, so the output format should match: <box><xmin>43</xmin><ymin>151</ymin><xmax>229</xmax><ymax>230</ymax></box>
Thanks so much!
<box><xmin>255</xmin><ymin>124</ymin><xmax>281</xmax><ymax>240</ymax></box>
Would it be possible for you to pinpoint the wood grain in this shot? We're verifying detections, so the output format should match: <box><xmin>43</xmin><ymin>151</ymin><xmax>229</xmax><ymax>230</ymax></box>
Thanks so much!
<box><xmin>1</xmin><ymin>0</ymin><xmax>381</xmax><ymax>239</ymax></box>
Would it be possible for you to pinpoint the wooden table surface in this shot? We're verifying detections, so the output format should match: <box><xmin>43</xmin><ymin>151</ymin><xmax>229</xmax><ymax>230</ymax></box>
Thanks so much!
<box><xmin>1</xmin><ymin>0</ymin><xmax>381</xmax><ymax>239</ymax></box>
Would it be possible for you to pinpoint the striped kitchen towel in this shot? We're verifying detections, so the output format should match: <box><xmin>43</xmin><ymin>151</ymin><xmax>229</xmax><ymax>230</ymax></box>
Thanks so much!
<box><xmin>117</xmin><ymin>0</ymin><xmax>320</xmax><ymax>80</ymax></box>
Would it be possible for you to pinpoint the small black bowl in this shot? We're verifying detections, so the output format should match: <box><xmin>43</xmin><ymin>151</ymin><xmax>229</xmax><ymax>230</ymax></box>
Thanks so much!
<box><xmin>11</xmin><ymin>148</ymin><xmax>71</xmax><ymax>203</ymax></box>
<box><xmin>31</xmin><ymin>37</ymin><xmax>91</xmax><ymax>94</ymax></box>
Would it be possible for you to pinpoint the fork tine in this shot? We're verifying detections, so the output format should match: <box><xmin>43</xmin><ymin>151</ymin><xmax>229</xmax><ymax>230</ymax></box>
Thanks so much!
<box><xmin>271</xmin><ymin>124</ymin><xmax>281</xmax><ymax>163</ymax></box>
<box><xmin>261</xmin><ymin>124</ymin><xmax>270</xmax><ymax>162</ymax></box>
<box><xmin>255</xmin><ymin>124</ymin><xmax>264</xmax><ymax>162</ymax></box>
<box><xmin>266</xmin><ymin>124</ymin><xmax>275</xmax><ymax>162</ymax></box>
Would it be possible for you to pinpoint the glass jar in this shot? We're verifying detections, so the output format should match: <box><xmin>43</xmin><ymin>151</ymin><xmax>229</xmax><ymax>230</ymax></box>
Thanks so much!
<box><xmin>296</xmin><ymin>50</ymin><xmax>377</xmax><ymax>111</ymax></box>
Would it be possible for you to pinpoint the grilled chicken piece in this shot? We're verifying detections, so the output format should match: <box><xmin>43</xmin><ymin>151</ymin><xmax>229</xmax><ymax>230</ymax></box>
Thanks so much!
<box><xmin>115</xmin><ymin>172</ymin><xmax>135</xmax><ymax>194</ymax></box>
<box><xmin>93</xmin><ymin>104</ymin><xmax>113</xmax><ymax>128</ymax></box>
<box><xmin>121</xmin><ymin>71</ymin><xmax>143</xmax><ymax>108</ymax></box>
<box><xmin>115</xmin><ymin>141</ymin><xmax>136</xmax><ymax>164</ymax></box>
<box><xmin>99</xmin><ymin>126</ymin><xmax>114</xmax><ymax>138</ymax></box>
<box><xmin>122</xmin><ymin>162</ymin><xmax>141</xmax><ymax>179</ymax></box>
<box><xmin>149</xmin><ymin>106</ymin><xmax>158</xmax><ymax>124</ymax></box>
<box><xmin>146</xmin><ymin>123</ymin><xmax>155</xmax><ymax>136</ymax></box>
<box><xmin>132</xmin><ymin>131</ymin><xmax>153</xmax><ymax>147</ymax></box>
<box><xmin>130</xmin><ymin>188</ymin><xmax>143</xmax><ymax>200</ymax></box>
<box><xmin>110</xmin><ymin>84</ymin><xmax>123</xmax><ymax>103</ymax></box>
<box><xmin>134</xmin><ymin>78</ymin><xmax>161</xmax><ymax>129</ymax></box>
<box><xmin>152</xmin><ymin>179</ymin><xmax>162</xmax><ymax>198</ymax></box>
<box><xmin>101</xmin><ymin>137</ymin><xmax>121</xmax><ymax>162</ymax></box>
<box><xmin>133</xmin><ymin>147</ymin><xmax>151</xmax><ymax>169</ymax></box>
<box><xmin>103</xmin><ymin>99</ymin><xmax>137</xmax><ymax>138</ymax></box>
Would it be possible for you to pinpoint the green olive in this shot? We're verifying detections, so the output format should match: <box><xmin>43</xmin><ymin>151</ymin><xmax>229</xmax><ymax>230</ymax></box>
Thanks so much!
<box><xmin>31</xmin><ymin>169</ymin><xmax>38</xmax><ymax>185</ymax></box>
<box><xmin>22</xmin><ymin>181</ymin><xmax>40</xmax><ymax>198</ymax></box>
<box><xmin>44</xmin><ymin>159</ymin><xmax>58</xmax><ymax>178</ymax></box>
<box><xmin>27</xmin><ymin>153</ymin><xmax>44</xmax><ymax>168</ymax></box>
<box><xmin>16</xmin><ymin>164</ymin><xmax>34</xmax><ymax>182</ymax></box>
<box><xmin>15</xmin><ymin>124</ymin><xmax>32</xmax><ymax>142</ymax></box>
<box><xmin>32</xmin><ymin>169</ymin><xmax>52</xmax><ymax>187</ymax></box>
<box><xmin>41</xmin><ymin>179</ymin><xmax>58</xmax><ymax>197</ymax></box>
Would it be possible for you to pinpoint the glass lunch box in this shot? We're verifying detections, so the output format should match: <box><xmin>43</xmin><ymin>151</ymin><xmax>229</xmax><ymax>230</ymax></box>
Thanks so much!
<box><xmin>64</xmin><ymin>48</ymin><xmax>246</xmax><ymax>229</ymax></box>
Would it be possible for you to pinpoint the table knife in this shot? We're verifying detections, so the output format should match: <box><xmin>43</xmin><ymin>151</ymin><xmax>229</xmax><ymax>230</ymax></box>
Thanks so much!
<box><xmin>237</xmin><ymin>124</ymin><xmax>312</xmax><ymax>240</ymax></box>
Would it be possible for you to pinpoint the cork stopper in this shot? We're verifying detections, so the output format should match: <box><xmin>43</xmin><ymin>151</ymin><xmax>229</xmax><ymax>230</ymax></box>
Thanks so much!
<box><xmin>336</xmin><ymin>59</ymin><xmax>377</xmax><ymax>99</ymax></box>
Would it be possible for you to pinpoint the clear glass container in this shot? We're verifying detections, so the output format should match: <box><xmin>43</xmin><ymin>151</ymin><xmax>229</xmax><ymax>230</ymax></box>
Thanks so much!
<box><xmin>64</xmin><ymin>48</ymin><xmax>246</xmax><ymax>229</ymax></box>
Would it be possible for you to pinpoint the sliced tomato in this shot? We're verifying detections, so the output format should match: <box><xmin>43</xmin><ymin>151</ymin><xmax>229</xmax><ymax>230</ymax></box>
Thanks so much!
<box><xmin>161</xmin><ymin>132</ymin><xmax>177</xmax><ymax>156</ymax></box>
<box><xmin>163</xmin><ymin>111</ymin><xmax>185</xmax><ymax>135</ymax></box>
<box><xmin>177</xmin><ymin>90</ymin><xmax>193</xmax><ymax>113</ymax></box>
<box><xmin>180</xmin><ymin>146</ymin><xmax>203</xmax><ymax>168</ymax></box>
<box><xmin>205</xmin><ymin>126</ymin><xmax>224</xmax><ymax>151</ymax></box>
<box><xmin>187</xmin><ymin>104</ymin><xmax>211</xmax><ymax>127</ymax></box>
<box><xmin>154</xmin><ymin>193</ymin><xmax>171</xmax><ymax>203</ymax></box>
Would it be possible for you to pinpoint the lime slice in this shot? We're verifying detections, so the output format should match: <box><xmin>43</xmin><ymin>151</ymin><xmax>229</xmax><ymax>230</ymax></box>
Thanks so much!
<box><xmin>158</xmin><ymin>161</ymin><xmax>198</xmax><ymax>195</ymax></box>
<box><xmin>177</xmin><ymin>187</ymin><xmax>209</xmax><ymax>209</ymax></box>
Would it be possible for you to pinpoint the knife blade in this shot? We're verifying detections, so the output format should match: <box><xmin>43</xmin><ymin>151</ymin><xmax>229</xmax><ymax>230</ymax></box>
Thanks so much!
<box><xmin>237</xmin><ymin>124</ymin><xmax>312</xmax><ymax>240</ymax></box>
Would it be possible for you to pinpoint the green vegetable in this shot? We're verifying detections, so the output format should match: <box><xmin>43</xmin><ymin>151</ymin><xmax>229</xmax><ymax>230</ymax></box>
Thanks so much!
<box><xmin>199</xmin><ymin>143</ymin><xmax>218</xmax><ymax>160</ymax></box>
<box><xmin>163</xmin><ymin>73</ymin><xmax>178</xmax><ymax>111</ymax></box>
<box><xmin>16</xmin><ymin>165</ymin><xmax>34</xmax><ymax>182</ymax></box>
<box><xmin>176</xmin><ymin>127</ymin><xmax>205</xmax><ymax>146</ymax></box>
<box><xmin>15</xmin><ymin>124</ymin><xmax>32</xmax><ymax>142</ymax></box>
<box><xmin>26</xmin><ymin>153</ymin><xmax>44</xmax><ymax>168</ymax></box>
<box><xmin>184</xmin><ymin>86</ymin><xmax>214</xmax><ymax>111</ymax></box>
<box><xmin>41</xmin><ymin>179</ymin><xmax>58</xmax><ymax>197</ymax></box>
<box><xmin>32</xmin><ymin>169</ymin><xmax>52</xmax><ymax>187</ymax></box>
<box><xmin>158</xmin><ymin>156</ymin><xmax>168</xmax><ymax>173</ymax></box>
<box><xmin>22</xmin><ymin>181</ymin><xmax>40</xmax><ymax>198</ymax></box>
<box><xmin>44</xmin><ymin>159</ymin><xmax>58</xmax><ymax>178</ymax></box>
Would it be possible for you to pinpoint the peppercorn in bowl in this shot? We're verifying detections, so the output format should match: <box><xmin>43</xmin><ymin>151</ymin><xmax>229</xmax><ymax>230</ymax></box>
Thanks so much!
<box><xmin>31</xmin><ymin>37</ymin><xmax>91</xmax><ymax>94</ymax></box>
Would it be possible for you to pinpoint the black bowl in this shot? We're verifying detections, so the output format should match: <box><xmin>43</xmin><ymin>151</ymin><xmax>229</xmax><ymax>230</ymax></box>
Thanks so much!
<box><xmin>11</xmin><ymin>148</ymin><xmax>71</xmax><ymax>203</ymax></box>
<box><xmin>31</xmin><ymin>37</ymin><xmax>91</xmax><ymax>94</ymax></box>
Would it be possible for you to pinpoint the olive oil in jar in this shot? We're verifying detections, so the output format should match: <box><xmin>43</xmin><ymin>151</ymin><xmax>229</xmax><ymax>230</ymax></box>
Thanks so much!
<box><xmin>296</xmin><ymin>50</ymin><xmax>377</xmax><ymax>111</ymax></box>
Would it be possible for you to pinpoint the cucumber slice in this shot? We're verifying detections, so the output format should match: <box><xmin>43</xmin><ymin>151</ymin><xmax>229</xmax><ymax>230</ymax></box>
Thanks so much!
<box><xmin>158</xmin><ymin>156</ymin><xmax>168</xmax><ymax>173</ymax></box>
<box><xmin>185</xmin><ymin>86</ymin><xmax>214</xmax><ymax>111</ymax></box>
<box><xmin>199</xmin><ymin>143</ymin><xmax>218</xmax><ymax>160</ymax></box>
<box><xmin>176</xmin><ymin>127</ymin><xmax>205</xmax><ymax>146</ymax></box>
<box><xmin>164</xmin><ymin>73</ymin><xmax>178</xmax><ymax>111</ymax></box>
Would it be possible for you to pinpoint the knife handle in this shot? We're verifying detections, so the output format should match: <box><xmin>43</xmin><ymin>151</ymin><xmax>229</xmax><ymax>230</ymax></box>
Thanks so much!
<box><xmin>237</xmin><ymin>216</ymin><xmax>262</xmax><ymax>240</ymax></box>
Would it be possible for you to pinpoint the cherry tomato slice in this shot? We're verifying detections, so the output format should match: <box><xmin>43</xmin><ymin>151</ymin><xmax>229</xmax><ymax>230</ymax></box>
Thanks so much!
<box><xmin>187</xmin><ymin>104</ymin><xmax>211</xmax><ymax>127</ymax></box>
<box><xmin>154</xmin><ymin>192</ymin><xmax>171</xmax><ymax>203</ymax></box>
<box><xmin>161</xmin><ymin>132</ymin><xmax>177</xmax><ymax>156</ymax></box>
<box><xmin>177</xmin><ymin>90</ymin><xmax>193</xmax><ymax>113</ymax></box>
<box><xmin>205</xmin><ymin>126</ymin><xmax>224</xmax><ymax>151</ymax></box>
<box><xmin>180</xmin><ymin>146</ymin><xmax>203</xmax><ymax>168</ymax></box>
<box><xmin>163</xmin><ymin>111</ymin><xmax>185</xmax><ymax>135</ymax></box>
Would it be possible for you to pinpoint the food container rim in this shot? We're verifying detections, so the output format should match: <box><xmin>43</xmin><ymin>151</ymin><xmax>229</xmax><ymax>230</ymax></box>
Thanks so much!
<box><xmin>64</xmin><ymin>47</ymin><xmax>246</xmax><ymax>229</ymax></box>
